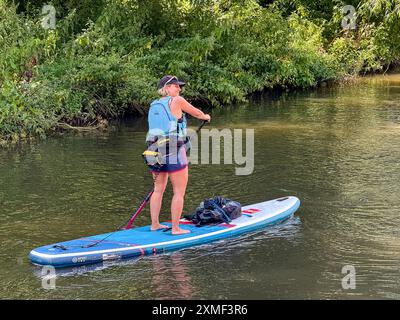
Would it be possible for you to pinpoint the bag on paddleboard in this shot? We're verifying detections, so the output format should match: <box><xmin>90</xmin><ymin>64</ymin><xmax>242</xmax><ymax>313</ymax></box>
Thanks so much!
<box><xmin>184</xmin><ymin>196</ymin><xmax>242</xmax><ymax>226</ymax></box>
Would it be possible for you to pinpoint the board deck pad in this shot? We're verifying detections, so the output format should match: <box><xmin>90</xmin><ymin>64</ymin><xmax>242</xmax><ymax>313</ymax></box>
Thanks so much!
<box><xmin>29</xmin><ymin>196</ymin><xmax>300</xmax><ymax>268</ymax></box>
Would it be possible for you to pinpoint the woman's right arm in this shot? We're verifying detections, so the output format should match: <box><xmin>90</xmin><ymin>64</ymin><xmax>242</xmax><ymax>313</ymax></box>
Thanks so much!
<box><xmin>176</xmin><ymin>96</ymin><xmax>211</xmax><ymax>122</ymax></box>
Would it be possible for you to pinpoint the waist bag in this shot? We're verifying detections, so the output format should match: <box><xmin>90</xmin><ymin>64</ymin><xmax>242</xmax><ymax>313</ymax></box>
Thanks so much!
<box><xmin>142</xmin><ymin>136</ymin><xmax>187</xmax><ymax>169</ymax></box>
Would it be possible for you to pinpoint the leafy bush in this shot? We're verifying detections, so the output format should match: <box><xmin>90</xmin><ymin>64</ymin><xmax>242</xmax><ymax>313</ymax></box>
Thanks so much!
<box><xmin>1</xmin><ymin>0</ymin><xmax>399</xmax><ymax>144</ymax></box>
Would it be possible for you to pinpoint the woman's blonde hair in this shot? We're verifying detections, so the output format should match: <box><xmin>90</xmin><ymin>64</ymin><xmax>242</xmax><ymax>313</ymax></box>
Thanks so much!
<box><xmin>158</xmin><ymin>86</ymin><xmax>169</xmax><ymax>96</ymax></box>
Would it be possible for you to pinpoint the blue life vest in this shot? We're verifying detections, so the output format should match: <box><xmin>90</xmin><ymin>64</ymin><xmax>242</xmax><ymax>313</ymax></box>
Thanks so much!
<box><xmin>146</xmin><ymin>96</ymin><xmax>187</xmax><ymax>142</ymax></box>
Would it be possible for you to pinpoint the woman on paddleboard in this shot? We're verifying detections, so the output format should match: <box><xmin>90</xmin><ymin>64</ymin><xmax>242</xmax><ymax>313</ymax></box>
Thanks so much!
<box><xmin>146</xmin><ymin>75</ymin><xmax>211</xmax><ymax>235</ymax></box>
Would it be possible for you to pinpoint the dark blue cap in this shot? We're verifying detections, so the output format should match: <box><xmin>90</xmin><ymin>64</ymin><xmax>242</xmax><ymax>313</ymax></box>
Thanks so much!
<box><xmin>158</xmin><ymin>75</ymin><xmax>186</xmax><ymax>89</ymax></box>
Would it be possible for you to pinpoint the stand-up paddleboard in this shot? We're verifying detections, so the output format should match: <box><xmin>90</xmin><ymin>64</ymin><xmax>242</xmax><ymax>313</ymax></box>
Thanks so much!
<box><xmin>29</xmin><ymin>196</ymin><xmax>300</xmax><ymax>268</ymax></box>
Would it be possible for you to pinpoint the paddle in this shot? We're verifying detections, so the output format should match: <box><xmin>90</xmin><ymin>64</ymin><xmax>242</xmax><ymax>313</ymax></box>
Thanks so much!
<box><xmin>122</xmin><ymin>120</ymin><xmax>208</xmax><ymax>230</ymax></box>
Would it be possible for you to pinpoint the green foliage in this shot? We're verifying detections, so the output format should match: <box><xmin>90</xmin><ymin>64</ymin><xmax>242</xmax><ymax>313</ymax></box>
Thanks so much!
<box><xmin>1</xmin><ymin>0</ymin><xmax>399</xmax><ymax>143</ymax></box>
<box><xmin>357</xmin><ymin>0</ymin><xmax>400</xmax><ymax>68</ymax></box>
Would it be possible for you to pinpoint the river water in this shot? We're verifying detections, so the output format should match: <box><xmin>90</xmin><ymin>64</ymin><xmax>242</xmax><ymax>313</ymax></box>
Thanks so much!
<box><xmin>1</xmin><ymin>74</ymin><xmax>400</xmax><ymax>299</ymax></box>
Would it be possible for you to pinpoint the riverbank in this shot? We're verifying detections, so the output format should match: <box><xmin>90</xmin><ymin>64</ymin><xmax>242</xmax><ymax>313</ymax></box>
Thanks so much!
<box><xmin>1</xmin><ymin>0</ymin><xmax>400</xmax><ymax>146</ymax></box>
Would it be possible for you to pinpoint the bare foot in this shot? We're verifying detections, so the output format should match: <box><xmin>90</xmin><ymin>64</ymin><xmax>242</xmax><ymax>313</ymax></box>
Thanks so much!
<box><xmin>151</xmin><ymin>224</ymin><xmax>169</xmax><ymax>231</ymax></box>
<box><xmin>171</xmin><ymin>228</ymin><xmax>191</xmax><ymax>235</ymax></box>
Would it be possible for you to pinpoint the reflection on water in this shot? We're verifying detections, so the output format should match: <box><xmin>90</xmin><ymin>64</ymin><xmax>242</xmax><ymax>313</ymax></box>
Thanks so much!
<box><xmin>31</xmin><ymin>253</ymin><xmax>195</xmax><ymax>299</ymax></box>
<box><xmin>1</xmin><ymin>74</ymin><xmax>400</xmax><ymax>299</ymax></box>
<box><xmin>150</xmin><ymin>253</ymin><xmax>194</xmax><ymax>300</ymax></box>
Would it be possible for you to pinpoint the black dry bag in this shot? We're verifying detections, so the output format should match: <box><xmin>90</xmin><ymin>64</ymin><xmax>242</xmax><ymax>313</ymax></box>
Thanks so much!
<box><xmin>184</xmin><ymin>196</ymin><xmax>242</xmax><ymax>226</ymax></box>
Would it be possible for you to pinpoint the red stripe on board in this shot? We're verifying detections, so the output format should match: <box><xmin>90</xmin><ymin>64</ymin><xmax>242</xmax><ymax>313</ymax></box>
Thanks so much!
<box><xmin>242</xmin><ymin>208</ymin><xmax>262</xmax><ymax>214</ymax></box>
<box><xmin>133</xmin><ymin>244</ymin><xmax>145</xmax><ymax>255</ymax></box>
<box><xmin>129</xmin><ymin>244</ymin><xmax>145</xmax><ymax>255</ymax></box>
<box><xmin>179</xmin><ymin>221</ymin><xmax>195</xmax><ymax>225</ymax></box>
<box><xmin>220</xmin><ymin>223</ymin><xmax>236</xmax><ymax>228</ymax></box>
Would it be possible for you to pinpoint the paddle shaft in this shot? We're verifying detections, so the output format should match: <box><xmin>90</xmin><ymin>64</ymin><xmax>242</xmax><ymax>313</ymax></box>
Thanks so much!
<box><xmin>122</xmin><ymin>188</ymin><xmax>154</xmax><ymax>230</ymax></box>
